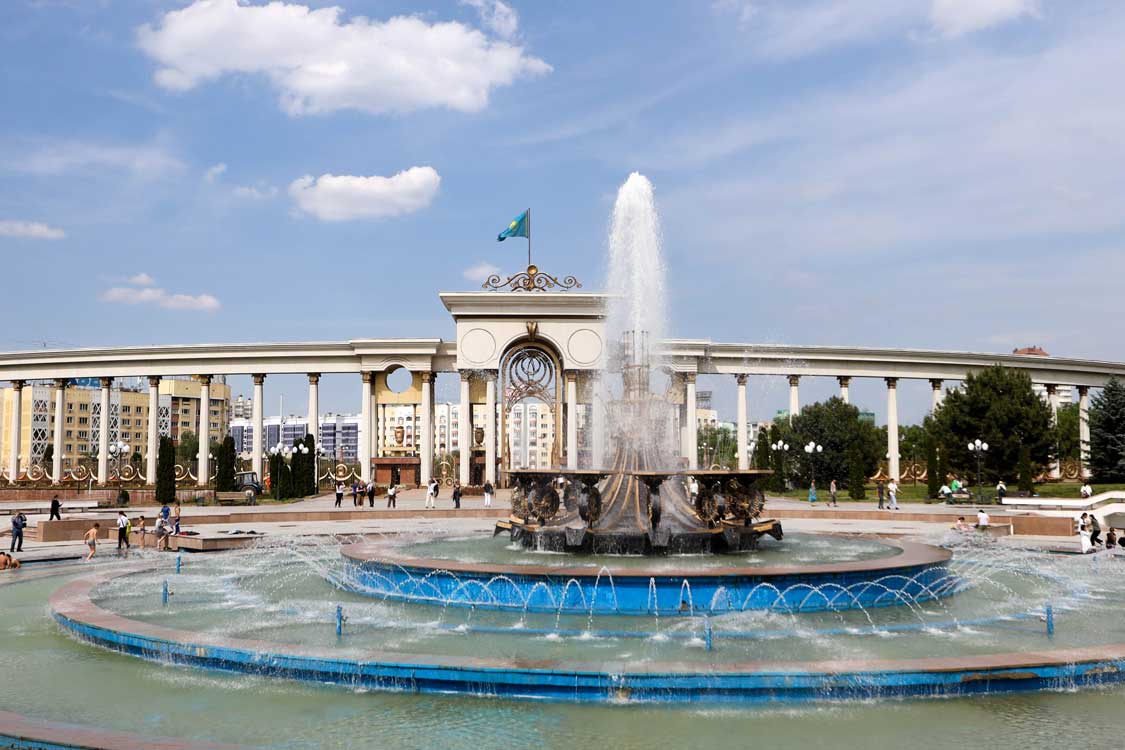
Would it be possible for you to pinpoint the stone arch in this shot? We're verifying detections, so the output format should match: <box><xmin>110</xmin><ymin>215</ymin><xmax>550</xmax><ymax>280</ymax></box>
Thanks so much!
<box><xmin>499</xmin><ymin>338</ymin><xmax>564</xmax><ymax>473</ymax></box>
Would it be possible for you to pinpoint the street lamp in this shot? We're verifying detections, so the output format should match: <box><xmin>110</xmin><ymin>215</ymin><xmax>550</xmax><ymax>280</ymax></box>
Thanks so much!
<box><xmin>107</xmin><ymin>440</ymin><xmax>130</xmax><ymax>478</ymax></box>
<box><xmin>804</xmin><ymin>441</ymin><xmax>823</xmax><ymax>486</ymax></box>
<box><xmin>968</xmin><ymin>439</ymin><xmax>989</xmax><ymax>504</ymax></box>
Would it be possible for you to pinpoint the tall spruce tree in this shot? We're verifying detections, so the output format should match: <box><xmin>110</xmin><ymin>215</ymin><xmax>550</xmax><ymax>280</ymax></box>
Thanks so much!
<box><xmin>1089</xmin><ymin>377</ymin><xmax>1125</xmax><ymax>482</ymax></box>
<box><xmin>155</xmin><ymin>436</ymin><xmax>176</xmax><ymax>503</ymax></box>
<box><xmin>214</xmin><ymin>436</ymin><xmax>236</xmax><ymax>492</ymax></box>
<box><xmin>752</xmin><ymin>426</ymin><xmax>770</xmax><ymax>469</ymax></box>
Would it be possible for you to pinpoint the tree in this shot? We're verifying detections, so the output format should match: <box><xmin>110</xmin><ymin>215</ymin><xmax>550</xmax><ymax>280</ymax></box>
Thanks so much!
<box><xmin>1090</xmin><ymin>377</ymin><xmax>1125</xmax><ymax>482</ymax></box>
<box><xmin>776</xmin><ymin>397</ymin><xmax>883</xmax><ymax>491</ymax></box>
<box><xmin>752</xmin><ymin>426</ymin><xmax>770</xmax><ymax>469</ymax></box>
<box><xmin>41</xmin><ymin>444</ymin><xmax>53</xmax><ymax>470</ymax></box>
<box><xmin>928</xmin><ymin>365</ymin><xmax>1054</xmax><ymax>485</ymax></box>
<box><xmin>155</xmin><ymin>436</ymin><xmax>176</xmax><ymax>503</ymax></box>
<box><xmin>697</xmin><ymin>424</ymin><xmax>737</xmax><ymax>469</ymax></box>
<box><xmin>767</xmin><ymin>422</ymin><xmax>788</xmax><ymax>492</ymax></box>
<box><xmin>1017</xmin><ymin>444</ymin><xmax>1034</xmax><ymax>493</ymax></box>
<box><xmin>925</xmin><ymin>429</ymin><xmax>941</xmax><ymax>499</ymax></box>
<box><xmin>176</xmin><ymin>431</ymin><xmax>199</xmax><ymax>463</ymax></box>
<box><xmin>215</xmin><ymin>436</ymin><xmax>237</xmax><ymax>492</ymax></box>
<box><xmin>1056</xmin><ymin>403</ymin><xmax>1080</xmax><ymax>461</ymax></box>
<box><xmin>847</xmin><ymin>441</ymin><xmax>867</xmax><ymax>499</ymax></box>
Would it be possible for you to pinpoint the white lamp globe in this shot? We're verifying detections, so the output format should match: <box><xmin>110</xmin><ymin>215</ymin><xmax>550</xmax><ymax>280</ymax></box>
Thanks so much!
<box><xmin>981</xmin><ymin>442</ymin><xmax>989</xmax><ymax>451</ymax></box>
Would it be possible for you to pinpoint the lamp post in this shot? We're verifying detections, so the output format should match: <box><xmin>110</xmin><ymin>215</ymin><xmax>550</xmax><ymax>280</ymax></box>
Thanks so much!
<box><xmin>771</xmin><ymin>441</ymin><xmax>789</xmax><ymax>490</ymax></box>
<box><xmin>804</xmin><ymin>441</ymin><xmax>823</xmax><ymax>486</ymax></box>
<box><xmin>269</xmin><ymin>443</ymin><xmax>293</xmax><ymax>498</ymax></box>
<box><xmin>107</xmin><ymin>440</ymin><xmax>130</xmax><ymax>479</ymax></box>
<box><xmin>968</xmin><ymin>439</ymin><xmax>989</xmax><ymax>504</ymax></box>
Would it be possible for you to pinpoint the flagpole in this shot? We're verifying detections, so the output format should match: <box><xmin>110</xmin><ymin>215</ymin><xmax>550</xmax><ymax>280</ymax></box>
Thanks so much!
<box><xmin>527</xmin><ymin>207</ymin><xmax>532</xmax><ymax>268</ymax></box>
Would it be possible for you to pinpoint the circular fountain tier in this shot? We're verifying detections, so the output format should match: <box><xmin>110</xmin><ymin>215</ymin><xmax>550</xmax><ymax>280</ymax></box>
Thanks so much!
<box><xmin>340</xmin><ymin>534</ymin><xmax>955</xmax><ymax>615</ymax></box>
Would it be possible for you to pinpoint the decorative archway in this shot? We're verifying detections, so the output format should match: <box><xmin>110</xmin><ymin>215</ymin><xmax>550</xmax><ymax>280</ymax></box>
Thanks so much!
<box><xmin>499</xmin><ymin>340</ymin><xmax>563</xmax><ymax>474</ymax></box>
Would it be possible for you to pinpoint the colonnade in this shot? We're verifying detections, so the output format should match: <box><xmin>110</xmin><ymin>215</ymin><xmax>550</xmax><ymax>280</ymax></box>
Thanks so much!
<box><xmin>7</xmin><ymin>365</ymin><xmax>1096</xmax><ymax>488</ymax></box>
<box><xmin>677</xmin><ymin>373</ymin><xmax>1093</xmax><ymax>481</ymax></box>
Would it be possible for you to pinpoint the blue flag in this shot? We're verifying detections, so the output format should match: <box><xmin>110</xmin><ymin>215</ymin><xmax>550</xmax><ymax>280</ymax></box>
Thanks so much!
<box><xmin>497</xmin><ymin>210</ymin><xmax>529</xmax><ymax>242</ymax></box>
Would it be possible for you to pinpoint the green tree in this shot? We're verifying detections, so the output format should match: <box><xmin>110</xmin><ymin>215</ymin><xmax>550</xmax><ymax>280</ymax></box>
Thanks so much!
<box><xmin>1017</xmin><ymin>444</ymin><xmax>1034</xmax><ymax>492</ymax></box>
<box><xmin>214</xmin><ymin>435</ymin><xmax>237</xmax><ymax>492</ymax></box>
<box><xmin>777</xmin><ymin>397</ymin><xmax>883</xmax><ymax>491</ymax></box>
<box><xmin>697</xmin><ymin>424</ymin><xmax>737</xmax><ymax>469</ymax></box>
<box><xmin>1055</xmin><ymin>403</ymin><xmax>1080</xmax><ymax>461</ymax></box>
<box><xmin>767</xmin><ymin>422</ymin><xmax>788</xmax><ymax>492</ymax></box>
<box><xmin>752</xmin><ymin>426</ymin><xmax>770</xmax><ymax>470</ymax></box>
<box><xmin>1090</xmin><ymin>377</ymin><xmax>1125</xmax><ymax>482</ymax></box>
<box><xmin>925</xmin><ymin>429</ymin><xmax>941</xmax><ymax>499</ymax></box>
<box><xmin>928</xmin><ymin>365</ymin><xmax>1054</xmax><ymax>484</ymax></box>
<box><xmin>41</xmin><ymin>444</ymin><xmax>53</xmax><ymax>470</ymax></box>
<box><xmin>155</xmin><ymin>436</ymin><xmax>176</xmax><ymax>503</ymax></box>
<box><xmin>847</xmin><ymin>440</ymin><xmax>867</xmax><ymax>499</ymax></box>
<box><xmin>176</xmin><ymin>431</ymin><xmax>199</xmax><ymax>463</ymax></box>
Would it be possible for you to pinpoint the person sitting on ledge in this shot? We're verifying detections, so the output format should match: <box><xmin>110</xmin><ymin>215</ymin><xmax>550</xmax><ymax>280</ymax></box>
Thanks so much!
<box><xmin>1106</xmin><ymin>528</ymin><xmax>1118</xmax><ymax>549</ymax></box>
<box><xmin>938</xmin><ymin>484</ymin><xmax>953</xmax><ymax>501</ymax></box>
<box><xmin>0</xmin><ymin>551</ymin><xmax>20</xmax><ymax>570</ymax></box>
<box><xmin>976</xmin><ymin>508</ymin><xmax>990</xmax><ymax>528</ymax></box>
<box><xmin>952</xmin><ymin>516</ymin><xmax>971</xmax><ymax>532</ymax></box>
<box><xmin>1080</xmin><ymin>482</ymin><xmax>1093</xmax><ymax>499</ymax></box>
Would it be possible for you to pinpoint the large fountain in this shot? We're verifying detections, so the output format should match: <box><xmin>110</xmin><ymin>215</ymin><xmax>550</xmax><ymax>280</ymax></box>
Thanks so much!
<box><xmin>499</xmin><ymin>173</ymin><xmax>783</xmax><ymax>556</ymax></box>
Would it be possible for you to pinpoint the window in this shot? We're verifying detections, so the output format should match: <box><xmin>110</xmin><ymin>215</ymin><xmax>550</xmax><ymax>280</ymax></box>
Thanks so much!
<box><xmin>65</xmin><ymin>430</ymin><xmax>73</xmax><ymax>439</ymax></box>
<box><xmin>66</xmin><ymin>416</ymin><xmax>74</xmax><ymax>425</ymax></box>
<box><xmin>122</xmin><ymin>405</ymin><xmax>131</xmax><ymax>414</ymax></box>
<box><xmin>78</xmin><ymin>417</ymin><xmax>88</xmax><ymax>425</ymax></box>
<box><xmin>79</xmin><ymin>403</ymin><xmax>88</xmax><ymax>412</ymax></box>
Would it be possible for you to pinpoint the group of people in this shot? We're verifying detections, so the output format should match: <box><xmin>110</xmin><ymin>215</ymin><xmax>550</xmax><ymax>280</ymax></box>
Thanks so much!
<box><xmin>82</xmin><ymin>501</ymin><xmax>181</xmax><ymax>561</ymax></box>
<box><xmin>807</xmin><ymin>479</ymin><xmax>842</xmax><ymax>507</ymax></box>
<box><xmin>334</xmin><ymin>479</ymin><xmax>494</xmax><ymax>510</ymax></box>
<box><xmin>1076</xmin><ymin>512</ymin><xmax>1123</xmax><ymax>553</ymax></box>
<box><xmin>951</xmin><ymin>508</ymin><xmax>992</xmax><ymax>531</ymax></box>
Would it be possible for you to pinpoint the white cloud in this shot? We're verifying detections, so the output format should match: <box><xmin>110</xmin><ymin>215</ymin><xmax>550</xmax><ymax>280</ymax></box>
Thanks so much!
<box><xmin>11</xmin><ymin>140</ymin><xmax>183</xmax><ymax>177</ymax></box>
<box><xmin>462</xmin><ymin>261</ymin><xmax>500</xmax><ymax>282</ymax></box>
<box><xmin>100</xmin><ymin>282</ymin><xmax>220</xmax><ymax>312</ymax></box>
<box><xmin>460</xmin><ymin>0</ymin><xmax>519</xmax><ymax>39</ymax></box>
<box><xmin>288</xmin><ymin>167</ymin><xmax>441</xmax><ymax>221</ymax></box>
<box><xmin>0</xmin><ymin>220</ymin><xmax>65</xmax><ymax>240</ymax></box>
<box><xmin>137</xmin><ymin>0</ymin><xmax>550</xmax><ymax>116</ymax></box>
<box><xmin>204</xmin><ymin>162</ymin><xmax>227</xmax><ymax>182</ymax></box>
<box><xmin>930</xmin><ymin>0</ymin><xmax>1038</xmax><ymax>37</ymax></box>
<box><xmin>233</xmin><ymin>183</ymin><xmax>278</xmax><ymax>200</ymax></box>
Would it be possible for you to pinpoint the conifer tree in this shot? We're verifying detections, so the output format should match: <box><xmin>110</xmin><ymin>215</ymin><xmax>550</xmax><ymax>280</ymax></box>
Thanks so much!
<box><xmin>1090</xmin><ymin>377</ymin><xmax>1125</xmax><ymax>482</ymax></box>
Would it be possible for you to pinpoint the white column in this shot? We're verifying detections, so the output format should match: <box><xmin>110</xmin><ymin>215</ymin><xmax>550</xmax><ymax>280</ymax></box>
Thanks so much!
<box><xmin>52</xmin><ymin>379</ymin><xmax>66</xmax><ymax>484</ymax></box>
<box><xmin>376</xmin><ymin>403</ymin><xmax>384</xmax><ymax>458</ymax></box>
<box><xmin>420</xmin><ymin>372</ymin><xmax>433</xmax><ymax>485</ymax></box>
<box><xmin>1079</xmin><ymin>386</ymin><xmax>1091</xmax><ymax>479</ymax></box>
<box><xmin>566</xmin><ymin>371</ymin><xmax>578</xmax><ymax>470</ymax></box>
<box><xmin>459</xmin><ymin>372</ymin><xmax>471</xmax><ymax>485</ymax></box>
<box><xmin>97</xmin><ymin>377</ymin><xmax>111</xmax><ymax>485</ymax></box>
<box><xmin>307</xmin><ymin>373</ymin><xmax>320</xmax><ymax>444</ymax></box>
<box><xmin>197</xmin><ymin>375</ymin><xmax>211</xmax><ymax>487</ymax></box>
<box><xmin>1046</xmin><ymin>384</ymin><xmax>1060</xmax><ymax>479</ymax></box>
<box><xmin>592</xmin><ymin>379</ymin><xmax>606</xmax><ymax>469</ymax></box>
<box><xmin>788</xmin><ymin>375</ymin><xmax>800</xmax><ymax>423</ymax></box>
<box><xmin>886</xmin><ymin>377</ymin><xmax>900</xmax><ymax>482</ymax></box>
<box><xmin>485</xmin><ymin>373</ymin><xmax>497</xmax><ymax>485</ymax></box>
<box><xmin>685</xmin><ymin>373</ymin><xmax>698</xmax><ymax>470</ymax></box>
<box><xmin>8</xmin><ymin>380</ymin><xmax>24</xmax><ymax>484</ymax></box>
<box><xmin>736</xmin><ymin>374</ymin><xmax>749</xmax><ymax>470</ymax></box>
<box><xmin>837</xmin><ymin>376</ymin><xmax>851</xmax><ymax>404</ymax></box>
<box><xmin>930</xmin><ymin>379</ymin><xmax>944</xmax><ymax>413</ymax></box>
<box><xmin>359</xmin><ymin>372</ymin><xmax>372</xmax><ymax>483</ymax></box>
<box><xmin>146</xmin><ymin>376</ymin><xmax>160</xmax><ymax>484</ymax></box>
<box><xmin>250</xmin><ymin>374</ymin><xmax>265</xmax><ymax>481</ymax></box>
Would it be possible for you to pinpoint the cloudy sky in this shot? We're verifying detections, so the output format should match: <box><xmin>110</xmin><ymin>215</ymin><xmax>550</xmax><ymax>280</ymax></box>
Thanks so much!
<box><xmin>3</xmin><ymin>0</ymin><xmax>1122</xmax><ymax>424</ymax></box>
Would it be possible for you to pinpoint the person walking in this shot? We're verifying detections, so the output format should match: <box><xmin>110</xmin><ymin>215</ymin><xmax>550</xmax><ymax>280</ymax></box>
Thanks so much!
<box><xmin>829</xmin><ymin>479</ymin><xmax>839</xmax><ymax>507</ymax></box>
<box><xmin>49</xmin><ymin>495</ymin><xmax>62</xmax><ymax>521</ymax></box>
<box><xmin>1090</xmin><ymin>513</ymin><xmax>1103</xmax><ymax>546</ymax></box>
<box><xmin>334</xmin><ymin>481</ymin><xmax>345</xmax><ymax>508</ymax></box>
<box><xmin>386</xmin><ymin>483</ymin><xmax>397</xmax><ymax>509</ymax></box>
<box><xmin>452</xmin><ymin>481</ymin><xmax>462</xmax><ymax>510</ymax></box>
<box><xmin>350</xmin><ymin>481</ymin><xmax>360</xmax><ymax>507</ymax></box>
<box><xmin>808</xmin><ymin>480</ymin><xmax>817</xmax><ymax>505</ymax></box>
<box><xmin>83</xmin><ymin>523</ymin><xmax>100</xmax><ymax>561</ymax></box>
<box><xmin>116</xmin><ymin>511</ymin><xmax>131</xmax><ymax>554</ymax></box>
<box><xmin>876</xmin><ymin>480</ymin><xmax>885</xmax><ymax>510</ymax></box>
<box><xmin>688</xmin><ymin>476</ymin><xmax>700</xmax><ymax>504</ymax></box>
<box><xmin>172</xmin><ymin>502</ymin><xmax>182</xmax><ymax>535</ymax></box>
<box><xmin>425</xmin><ymin>477</ymin><xmax>437</xmax><ymax>509</ymax></box>
<box><xmin>366</xmin><ymin>480</ymin><xmax>376</xmax><ymax>508</ymax></box>
<box><xmin>887</xmin><ymin>479</ymin><xmax>899</xmax><ymax>510</ymax></box>
<box><xmin>482</xmin><ymin>480</ymin><xmax>494</xmax><ymax>509</ymax></box>
<box><xmin>9</xmin><ymin>512</ymin><xmax>27</xmax><ymax>553</ymax></box>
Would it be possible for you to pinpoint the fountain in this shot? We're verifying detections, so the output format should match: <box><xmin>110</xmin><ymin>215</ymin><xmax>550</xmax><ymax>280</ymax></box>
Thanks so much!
<box><xmin>497</xmin><ymin>173</ymin><xmax>783</xmax><ymax>556</ymax></box>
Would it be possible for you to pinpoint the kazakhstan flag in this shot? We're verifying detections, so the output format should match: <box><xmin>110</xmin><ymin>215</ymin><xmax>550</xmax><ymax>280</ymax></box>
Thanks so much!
<box><xmin>497</xmin><ymin>210</ymin><xmax>529</xmax><ymax>242</ymax></box>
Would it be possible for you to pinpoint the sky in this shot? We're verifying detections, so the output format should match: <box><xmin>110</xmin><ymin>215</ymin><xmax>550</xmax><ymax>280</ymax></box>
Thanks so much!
<box><xmin>3</xmin><ymin>0</ymin><xmax>1124</xmax><ymax>426</ymax></box>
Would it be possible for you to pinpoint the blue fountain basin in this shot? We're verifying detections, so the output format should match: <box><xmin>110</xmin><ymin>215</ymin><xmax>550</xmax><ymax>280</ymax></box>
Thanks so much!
<box><xmin>340</xmin><ymin>537</ymin><xmax>958</xmax><ymax>615</ymax></box>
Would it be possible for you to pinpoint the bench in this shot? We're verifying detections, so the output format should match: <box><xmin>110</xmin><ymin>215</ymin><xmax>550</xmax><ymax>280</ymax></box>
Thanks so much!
<box><xmin>216</xmin><ymin>491</ymin><xmax>254</xmax><ymax>506</ymax></box>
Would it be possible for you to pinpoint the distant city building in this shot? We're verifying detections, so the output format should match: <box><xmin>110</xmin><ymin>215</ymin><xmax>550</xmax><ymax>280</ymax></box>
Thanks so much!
<box><xmin>0</xmin><ymin>377</ymin><xmax>230</xmax><ymax>473</ymax></box>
